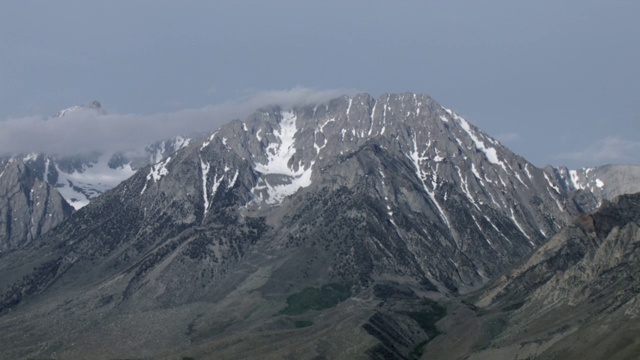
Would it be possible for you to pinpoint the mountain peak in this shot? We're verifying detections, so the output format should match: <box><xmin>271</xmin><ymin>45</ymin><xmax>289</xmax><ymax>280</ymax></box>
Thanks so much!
<box><xmin>53</xmin><ymin>100</ymin><xmax>105</xmax><ymax>118</ymax></box>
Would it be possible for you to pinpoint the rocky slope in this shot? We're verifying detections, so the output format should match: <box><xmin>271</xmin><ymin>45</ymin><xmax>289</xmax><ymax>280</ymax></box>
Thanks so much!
<box><xmin>0</xmin><ymin>93</ymin><xmax>637</xmax><ymax>359</ymax></box>
<box><xmin>423</xmin><ymin>192</ymin><xmax>640</xmax><ymax>360</ymax></box>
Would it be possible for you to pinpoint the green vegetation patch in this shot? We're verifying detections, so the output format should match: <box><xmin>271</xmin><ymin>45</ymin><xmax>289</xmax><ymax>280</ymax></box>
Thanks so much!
<box><xmin>294</xmin><ymin>320</ymin><xmax>314</xmax><ymax>328</ymax></box>
<box><xmin>280</xmin><ymin>283</ymin><xmax>350</xmax><ymax>315</ymax></box>
<box><xmin>404</xmin><ymin>299</ymin><xmax>446</xmax><ymax>337</ymax></box>
<box><xmin>404</xmin><ymin>299</ymin><xmax>447</xmax><ymax>358</ymax></box>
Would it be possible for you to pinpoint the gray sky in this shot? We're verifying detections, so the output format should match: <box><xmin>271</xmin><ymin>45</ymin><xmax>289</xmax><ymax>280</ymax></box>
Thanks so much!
<box><xmin>1</xmin><ymin>1</ymin><xmax>639</xmax><ymax>168</ymax></box>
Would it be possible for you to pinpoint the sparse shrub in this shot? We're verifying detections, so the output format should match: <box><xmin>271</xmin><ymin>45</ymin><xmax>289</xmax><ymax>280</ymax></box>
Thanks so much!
<box><xmin>294</xmin><ymin>320</ymin><xmax>314</xmax><ymax>328</ymax></box>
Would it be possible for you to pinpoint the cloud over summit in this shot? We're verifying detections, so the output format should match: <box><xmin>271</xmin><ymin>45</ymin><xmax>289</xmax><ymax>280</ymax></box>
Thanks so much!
<box><xmin>0</xmin><ymin>87</ymin><xmax>353</xmax><ymax>157</ymax></box>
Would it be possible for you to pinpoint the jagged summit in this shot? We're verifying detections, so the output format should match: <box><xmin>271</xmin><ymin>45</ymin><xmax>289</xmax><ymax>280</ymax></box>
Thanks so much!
<box><xmin>53</xmin><ymin>100</ymin><xmax>106</xmax><ymax>118</ymax></box>
<box><xmin>198</xmin><ymin>93</ymin><xmax>545</xmax><ymax>208</ymax></box>
<box><xmin>57</xmin><ymin>92</ymin><xmax>576</xmax><ymax>295</ymax></box>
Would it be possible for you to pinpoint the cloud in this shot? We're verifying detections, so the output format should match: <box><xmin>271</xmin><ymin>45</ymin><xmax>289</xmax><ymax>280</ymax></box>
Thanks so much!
<box><xmin>555</xmin><ymin>136</ymin><xmax>640</xmax><ymax>164</ymax></box>
<box><xmin>495</xmin><ymin>132</ymin><xmax>521</xmax><ymax>144</ymax></box>
<box><xmin>0</xmin><ymin>87</ymin><xmax>355</xmax><ymax>157</ymax></box>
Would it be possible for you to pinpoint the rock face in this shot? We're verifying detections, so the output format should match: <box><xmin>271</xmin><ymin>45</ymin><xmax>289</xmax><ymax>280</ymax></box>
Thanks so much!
<box><xmin>0</xmin><ymin>160</ymin><xmax>73</xmax><ymax>251</ymax></box>
<box><xmin>0</xmin><ymin>93</ymin><xmax>638</xmax><ymax>359</ymax></box>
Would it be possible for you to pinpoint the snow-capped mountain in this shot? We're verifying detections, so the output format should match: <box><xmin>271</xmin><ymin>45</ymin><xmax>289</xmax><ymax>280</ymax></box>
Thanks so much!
<box><xmin>3</xmin><ymin>101</ymin><xmax>194</xmax><ymax>209</ymax></box>
<box><xmin>1</xmin><ymin>93</ymin><xmax>639</xmax><ymax>359</ymax></box>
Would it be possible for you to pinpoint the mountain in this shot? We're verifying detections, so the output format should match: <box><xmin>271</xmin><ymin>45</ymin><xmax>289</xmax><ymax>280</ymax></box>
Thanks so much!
<box><xmin>0</xmin><ymin>93</ymin><xmax>638</xmax><ymax>359</ymax></box>
<box><xmin>0</xmin><ymin>159</ymin><xmax>73</xmax><ymax>252</ymax></box>
<box><xmin>2</xmin><ymin>101</ymin><xmax>194</xmax><ymax>209</ymax></box>
<box><xmin>547</xmin><ymin>164</ymin><xmax>640</xmax><ymax>213</ymax></box>
<box><xmin>422</xmin><ymin>192</ymin><xmax>640</xmax><ymax>360</ymax></box>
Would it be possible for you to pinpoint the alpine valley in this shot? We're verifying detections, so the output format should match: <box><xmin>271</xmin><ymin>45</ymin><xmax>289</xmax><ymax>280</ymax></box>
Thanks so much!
<box><xmin>0</xmin><ymin>93</ymin><xmax>639</xmax><ymax>359</ymax></box>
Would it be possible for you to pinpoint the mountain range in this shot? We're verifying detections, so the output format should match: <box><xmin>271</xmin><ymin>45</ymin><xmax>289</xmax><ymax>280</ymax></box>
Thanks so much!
<box><xmin>0</xmin><ymin>93</ymin><xmax>638</xmax><ymax>359</ymax></box>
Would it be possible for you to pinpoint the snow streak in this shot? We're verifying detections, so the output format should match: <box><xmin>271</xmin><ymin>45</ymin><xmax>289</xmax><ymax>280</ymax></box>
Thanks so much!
<box><xmin>409</xmin><ymin>134</ymin><xmax>450</xmax><ymax>227</ymax></box>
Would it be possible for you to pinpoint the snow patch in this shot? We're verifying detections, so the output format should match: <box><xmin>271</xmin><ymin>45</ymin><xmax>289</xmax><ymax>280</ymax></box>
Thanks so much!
<box><xmin>210</xmin><ymin>174</ymin><xmax>224</xmax><ymax>206</ymax></box>
<box><xmin>595</xmin><ymin>178</ymin><xmax>604</xmax><ymax>188</ymax></box>
<box><xmin>509</xmin><ymin>207</ymin><xmax>532</xmax><ymax>244</ymax></box>
<box><xmin>44</xmin><ymin>158</ymin><xmax>50</xmax><ymax>183</ymax></box>
<box><xmin>544</xmin><ymin>173</ymin><xmax>561</xmax><ymax>193</ymax></box>
<box><xmin>56</xmin><ymin>155</ymin><xmax>136</xmax><ymax>209</ymax></box>
<box><xmin>514</xmin><ymin>172</ymin><xmax>529</xmax><ymax>188</ymax></box>
<box><xmin>201</xmin><ymin>131</ymin><xmax>218</xmax><ymax>150</ymax></box>
<box><xmin>409</xmin><ymin>135</ymin><xmax>450</xmax><ymax>227</ymax></box>
<box><xmin>23</xmin><ymin>153</ymin><xmax>38</xmax><ymax>162</ymax></box>
<box><xmin>173</xmin><ymin>136</ymin><xmax>191</xmax><ymax>151</ymax></box>
<box><xmin>200</xmin><ymin>159</ymin><xmax>211</xmax><ymax>214</ymax></box>
<box><xmin>254</xmin><ymin>163</ymin><xmax>314</xmax><ymax>204</ymax></box>
<box><xmin>569</xmin><ymin>170</ymin><xmax>585</xmax><ymax>190</ymax></box>
<box><xmin>471</xmin><ymin>215</ymin><xmax>493</xmax><ymax>246</ymax></box>
<box><xmin>228</xmin><ymin>170</ymin><xmax>239</xmax><ymax>189</ymax></box>
<box><xmin>524</xmin><ymin>164</ymin><xmax>533</xmax><ymax>180</ymax></box>
<box><xmin>547</xmin><ymin>189</ymin><xmax>564</xmax><ymax>211</ymax></box>
<box><xmin>55</xmin><ymin>105</ymin><xmax>82</xmax><ymax>117</ymax></box>
<box><xmin>147</xmin><ymin>157</ymin><xmax>171</xmax><ymax>182</ymax></box>
<box><xmin>252</xmin><ymin>111</ymin><xmax>314</xmax><ymax>204</ymax></box>
<box><xmin>319</xmin><ymin>118</ymin><xmax>335</xmax><ymax>132</ymax></box>
<box><xmin>484</xmin><ymin>215</ymin><xmax>511</xmax><ymax>243</ymax></box>
<box><xmin>254</xmin><ymin>111</ymin><xmax>300</xmax><ymax>176</ymax></box>
<box><xmin>455</xmin><ymin>166</ymin><xmax>480</xmax><ymax>210</ymax></box>
<box><xmin>456</xmin><ymin>114</ymin><xmax>504</xmax><ymax>166</ymax></box>
<box><xmin>471</xmin><ymin>163</ymin><xmax>481</xmax><ymax>179</ymax></box>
